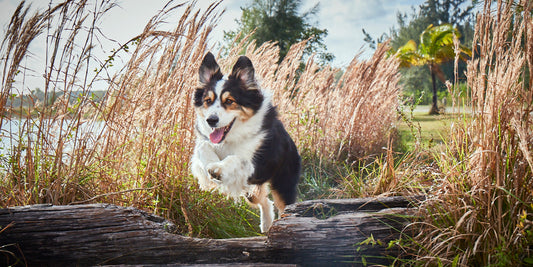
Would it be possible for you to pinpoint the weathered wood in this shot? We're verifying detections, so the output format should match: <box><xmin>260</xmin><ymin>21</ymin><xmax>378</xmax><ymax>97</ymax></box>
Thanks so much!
<box><xmin>0</xmin><ymin>196</ymin><xmax>421</xmax><ymax>266</ymax></box>
<box><xmin>268</xmin><ymin>196</ymin><xmax>422</xmax><ymax>265</ymax></box>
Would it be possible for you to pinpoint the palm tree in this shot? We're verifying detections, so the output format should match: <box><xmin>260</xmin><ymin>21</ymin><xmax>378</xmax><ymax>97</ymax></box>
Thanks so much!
<box><xmin>393</xmin><ymin>24</ymin><xmax>471</xmax><ymax>115</ymax></box>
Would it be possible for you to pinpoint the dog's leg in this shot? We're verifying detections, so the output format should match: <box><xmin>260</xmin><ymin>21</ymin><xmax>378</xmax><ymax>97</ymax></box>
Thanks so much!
<box><xmin>206</xmin><ymin>155</ymin><xmax>254</xmax><ymax>197</ymax></box>
<box><xmin>246</xmin><ymin>184</ymin><xmax>274</xmax><ymax>233</ymax></box>
<box><xmin>258</xmin><ymin>194</ymin><xmax>275</xmax><ymax>233</ymax></box>
<box><xmin>271</xmin><ymin>190</ymin><xmax>287</xmax><ymax>219</ymax></box>
<box><xmin>191</xmin><ymin>141</ymin><xmax>220</xmax><ymax>190</ymax></box>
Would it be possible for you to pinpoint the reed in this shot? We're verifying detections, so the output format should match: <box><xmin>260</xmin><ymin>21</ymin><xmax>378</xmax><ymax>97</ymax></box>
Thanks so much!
<box><xmin>274</xmin><ymin>41</ymin><xmax>401</xmax><ymax>162</ymax></box>
<box><xmin>406</xmin><ymin>0</ymin><xmax>533</xmax><ymax>265</ymax></box>
<box><xmin>0</xmin><ymin>0</ymin><xmax>259</xmax><ymax>238</ymax></box>
<box><xmin>0</xmin><ymin>0</ymin><xmax>402</xmax><ymax>238</ymax></box>
<box><xmin>222</xmin><ymin>38</ymin><xmax>403</xmax><ymax>199</ymax></box>
<box><xmin>0</xmin><ymin>0</ymin><xmax>117</xmax><ymax>206</ymax></box>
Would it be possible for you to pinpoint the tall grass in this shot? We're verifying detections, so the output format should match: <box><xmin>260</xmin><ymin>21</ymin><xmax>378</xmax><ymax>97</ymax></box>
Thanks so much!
<box><xmin>277</xmin><ymin>41</ymin><xmax>401</xmax><ymax>162</ymax></box>
<box><xmin>232</xmin><ymin>39</ymin><xmax>403</xmax><ymax>199</ymax></box>
<box><xmin>0</xmin><ymin>0</ymin><xmax>117</xmax><ymax>205</ymax></box>
<box><xmin>0</xmin><ymin>0</ymin><xmax>261</xmax><ymax>238</ymax></box>
<box><xmin>0</xmin><ymin>0</ymin><xmax>401</xmax><ymax>238</ymax></box>
<box><xmin>407</xmin><ymin>0</ymin><xmax>533</xmax><ymax>265</ymax></box>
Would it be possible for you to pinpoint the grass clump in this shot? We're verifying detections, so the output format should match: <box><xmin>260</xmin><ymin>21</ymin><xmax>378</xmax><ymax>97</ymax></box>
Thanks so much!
<box><xmin>0</xmin><ymin>0</ymin><xmax>261</xmax><ymax>238</ymax></box>
<box><xmin>402</xmin><ymin>0</ymin><xmax>533</xmax><ymax>265</ymax></box>
<box><xmin>0</xmin><ymin>0</ymin><xmax>401</xmax><ymax>239</ymax></box>
<box><xmin>2</xmin><ymin>0</ymin><xmax>531</xmax><ymax>265</ymax></box>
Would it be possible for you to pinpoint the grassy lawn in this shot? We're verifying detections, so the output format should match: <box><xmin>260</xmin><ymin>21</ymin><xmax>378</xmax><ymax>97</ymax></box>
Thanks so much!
<box><xmin>297</xmin><ymin>105</ymin><xmax>472</xmax><ymax>201</ymax></box>
<box><xmin>397</xmin><ymin>105</ymin><xmax>469</xmax><ymax>149</ymax></box>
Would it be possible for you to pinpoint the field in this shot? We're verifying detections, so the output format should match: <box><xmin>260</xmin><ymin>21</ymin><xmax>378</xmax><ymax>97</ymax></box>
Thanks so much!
<box><xmin>397</xmin><ymin>105</ymin><xmax>471</xmax><ymax>148</ymax></box>
<box><xmin>1</xmin><ymin>0</ymin><xmax>532</xmax><ymax>266</ymax></box>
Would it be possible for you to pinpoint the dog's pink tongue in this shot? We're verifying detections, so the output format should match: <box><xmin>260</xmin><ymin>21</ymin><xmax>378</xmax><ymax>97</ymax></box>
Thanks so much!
<box><xmin>209</xmin><ymin>128</ymin><xmax>225</xmax><ymax>144</ymax></box>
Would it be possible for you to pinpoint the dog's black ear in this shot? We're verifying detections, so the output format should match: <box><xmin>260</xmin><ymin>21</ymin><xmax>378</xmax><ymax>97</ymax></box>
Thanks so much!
<box><xmin>199</xmin><ymin>52</ymin><xmax>222</xmax><ymax>84</ymax></box>
<box><xmin>230</xmin><ymin>55</ymin><xmax>256</xmax><ymax>88</ymax></box>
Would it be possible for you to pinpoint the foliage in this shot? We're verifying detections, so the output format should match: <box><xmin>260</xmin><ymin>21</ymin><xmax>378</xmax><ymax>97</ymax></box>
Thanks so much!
<box><xmin>223</xmin><ymin>0</ymin><xmax>333</xmax><ymax>63</ymax></box>
<box><xmin>399</xmin><ymin>66</ymin><xmax>432</xmax><ymax>104</ymax></box>
<box><xmin>391</xmin><ymin>24</ymin><xmax>471</xmax><ymax>115</ymax></box>
<box><xmin>365</xmin><ymin>0</ymin><xmax>476</xmax><ymax>105</ymax></box>
<box><xmin>401</xmin><ymin>0</ymin><xmax>533</xmax><ymax>265</ymax></box>
<box><xmin>387</xmin><ymin>0</ymin><xmax>476</xmax><ymax>58</ymax></box>
<box><xmin>0</xmin><ymin>0</ymin><xmax>400</xmax><ymax>240</ymax></box>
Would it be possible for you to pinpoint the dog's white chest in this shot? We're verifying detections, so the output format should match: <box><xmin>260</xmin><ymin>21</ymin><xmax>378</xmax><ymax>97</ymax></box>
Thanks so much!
<box><xmin>213</xmin><ymin>133</ymin><xmax>264</xmax><ymax>161</ymax></box>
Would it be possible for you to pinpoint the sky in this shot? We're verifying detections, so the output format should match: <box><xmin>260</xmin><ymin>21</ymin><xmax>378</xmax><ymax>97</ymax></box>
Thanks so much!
<box><xmin>0</xmin><ymin>0</ymin><xmax>426</xmax><ymax>91</ymax></box>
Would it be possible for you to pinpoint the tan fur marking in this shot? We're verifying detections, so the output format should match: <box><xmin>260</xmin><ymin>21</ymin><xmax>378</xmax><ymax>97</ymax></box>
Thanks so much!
<box><xmin>203</xmin><ymin>90</ymin><xmax>215</xmax><ymax>108</ymax></box>
<box><xmin>221</xmin><ymin>91</ymin><xmax>255</xmax><ymax>121</ymax></box>
<box><xmin>221</xmin><ymin>92</ymin><xmax>237</xmax><ymax>108</ymax></box>
<box><xmin>240</xmin><ymin>107</ymin><xmax>255</xmax><ymax>119</ymax></box>
<box><xmin>246</xmin><ymin>184</ymin><xmax>269</xmax><ymax>206</ymax></box>
<box><xmin>271</xmin><ymin>190</ymin><xmax>286</xmax><ymax>215</ymax></box>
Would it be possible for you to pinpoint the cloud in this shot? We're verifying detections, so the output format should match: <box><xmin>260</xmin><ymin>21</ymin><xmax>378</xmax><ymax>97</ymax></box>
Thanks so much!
<box><xmin>312</xmin><ymin>0</ymin><xmax>423</xmax><ymax>65</ymax></box>
<box><xmin>319</xmin><ymin>0</ymin><xmax>386</xmax><ymax>24</ymax></box>
<box><xmin>0</xmin><ymin>0</ymin><xmax>425</xmax><ymax>71</ymax></box>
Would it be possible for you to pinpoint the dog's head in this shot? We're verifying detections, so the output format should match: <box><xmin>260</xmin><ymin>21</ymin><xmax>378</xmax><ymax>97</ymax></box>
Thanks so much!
<box><xmin>194</xmin><ymin>52</ymin><xmax>264</xmax><ymax>144</ymax></box>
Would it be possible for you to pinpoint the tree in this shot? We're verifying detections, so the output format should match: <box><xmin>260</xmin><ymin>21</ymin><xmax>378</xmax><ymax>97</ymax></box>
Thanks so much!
<box><xmin>392</xmin><ymin>24</ymin><xmax>471</xmax><ymax>115</ymax></box>
<box><xmin>363</xmin><ymin>0</ymin><xmax>476</xmax><ymax>106</ymax></box>
<box><xmin>224</xmin><ymin>0</ymin><xmax>333</xmax><ymax>63</ymax></box>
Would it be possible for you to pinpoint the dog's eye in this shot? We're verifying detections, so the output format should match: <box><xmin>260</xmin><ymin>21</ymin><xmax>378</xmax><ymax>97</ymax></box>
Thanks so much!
<box><xmin>204</xmin><ymin>98</ymin><xmax>212</xmax><ymax>104</ymax></box>
<box><xmin>224</xmin><ymin>98</ymin><xmax>234</xmax><ymax>105</ymax></box>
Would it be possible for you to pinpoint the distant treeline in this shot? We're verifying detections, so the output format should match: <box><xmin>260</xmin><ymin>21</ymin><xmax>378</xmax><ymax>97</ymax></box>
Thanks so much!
<box><xmin>6</xmin><ymin>89</ymin><xmax>106</xmax><ymax>107</ymax></box>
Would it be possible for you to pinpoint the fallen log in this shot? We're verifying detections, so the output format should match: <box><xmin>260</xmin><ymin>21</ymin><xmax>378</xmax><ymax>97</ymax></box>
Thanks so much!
<box><xmin>0</xmin><ymin>196</ymin><xmax>422</xmax><ymax>266</ymax></box>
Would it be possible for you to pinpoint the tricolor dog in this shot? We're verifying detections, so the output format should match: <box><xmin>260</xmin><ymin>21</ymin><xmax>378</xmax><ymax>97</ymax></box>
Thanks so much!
<box><xmin>190</xmin><ymin>52</ymin><xmax>301</xmax><ymax>232</ymax></box>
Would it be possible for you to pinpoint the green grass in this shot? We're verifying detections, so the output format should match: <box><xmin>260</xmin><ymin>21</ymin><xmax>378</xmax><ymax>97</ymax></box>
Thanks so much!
<box><xmin>296</xmin><ymin>105</ymin><xmax>460</xmax><ymax>200</ymax></box>
<box><xmin>397</xmin><ymin>105</ymin><xmax>469</xmax><ymax>150</ymax></box>
<box><xmin>1</xmin><ymin>2</ymin><xmax>531</xmax><ymax>265</ymax></box>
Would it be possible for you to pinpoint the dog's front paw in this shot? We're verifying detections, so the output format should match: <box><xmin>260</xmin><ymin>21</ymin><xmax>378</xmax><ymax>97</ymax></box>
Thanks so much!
<box><xmin>206</xmin><ymin>162</ymin><xmax>223</xmax><ymax>182</ymax></box>
<box><xmin>208</xmin><ymin>168</ymin><xmax>221</xmax><ymax>181</ymax></box>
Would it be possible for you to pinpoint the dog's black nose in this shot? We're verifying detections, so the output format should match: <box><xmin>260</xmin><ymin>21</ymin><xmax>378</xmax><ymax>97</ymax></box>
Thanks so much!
<box><xmin>206</xmin><ymin>115</ymin><xmax>219</xmax><ymax>127</ymax></box>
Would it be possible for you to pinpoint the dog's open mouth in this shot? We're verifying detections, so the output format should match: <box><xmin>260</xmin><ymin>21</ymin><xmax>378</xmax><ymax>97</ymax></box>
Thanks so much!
<box><xmin>209</xmin><ymin>118</ymin><xmax>236</xmax><ymax>144</ymax></box>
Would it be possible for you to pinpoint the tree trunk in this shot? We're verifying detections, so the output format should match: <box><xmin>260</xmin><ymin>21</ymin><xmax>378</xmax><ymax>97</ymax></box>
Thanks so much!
<box><xmin>429</xmin><ymin>64</ymin><xmax>440</xmax><ymax>115</ymax></box>
<box><xmin>0</xmin><ymin>196</ymin><xmax>422</xmax><ymax>266</ymax></box>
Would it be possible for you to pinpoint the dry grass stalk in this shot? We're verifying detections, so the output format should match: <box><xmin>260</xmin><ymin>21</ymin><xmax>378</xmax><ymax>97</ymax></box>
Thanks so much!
<box><xmin>0</xmin><ymin>0</ymin><xmax>402</xmax><ymax>237</ymax></box>
<box><xmin>0</xmin><ymin>0</ymin><xmax>116</xmax><ymax>205</ymax></box>
<box><xmin>236</xmin><ymin>40</ymin><xmax>401</xmax><ymax>162</ymax></box>
<box><xmin>410</xmin><ymin>0</ymin><xmax>533</xmax><ymax>265</ymax></box>
<box><xmin>95</xmin><ymin>1</ymin><xmax>233</xmax><ymax>230</ymax></box>
<box><xmin>0</xmin><ymin>0</ymin><xmax>262</xmax><ymax>238</ymax></box>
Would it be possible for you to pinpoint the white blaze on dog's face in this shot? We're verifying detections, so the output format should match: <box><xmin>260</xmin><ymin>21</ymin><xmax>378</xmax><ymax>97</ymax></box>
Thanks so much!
<box><xmin>194</xmin><ymin>53</ymin><xmax>264</xmax><ymax>144</ymax></box>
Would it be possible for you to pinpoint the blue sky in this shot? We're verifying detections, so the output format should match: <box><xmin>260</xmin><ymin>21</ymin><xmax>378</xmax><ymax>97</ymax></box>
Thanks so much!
<box><xmin>0</xmin><ymin>0</ymin><xmax>425</xmax><ymax>66</ymax></box>
<box><xmin>0</xmin><ymin>0</ymin><xmax>426</xmax><ymax>92</ymax></box>
<box><xmin>209</xmin><ymin>0</ymin><xmax>426</xmax><ymax>65</ymax></box>
<box><xmin>0</xmin><ymin>0</ymin><xmax>425</xmax><ymax>93</ymax></box>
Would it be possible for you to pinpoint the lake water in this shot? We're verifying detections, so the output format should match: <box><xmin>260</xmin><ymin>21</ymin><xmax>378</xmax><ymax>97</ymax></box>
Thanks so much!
<box><xmin>0</xmin><ymin>118</ymin><xmax>106</xmax><ymax>164</ymax></box>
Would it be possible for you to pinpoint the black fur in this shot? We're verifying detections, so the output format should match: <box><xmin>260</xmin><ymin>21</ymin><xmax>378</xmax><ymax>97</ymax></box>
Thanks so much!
<box><xmin>196</xmin><ymin>52</ymin><xmax>301</xmax><ymax>206</ymax></box>
<box><xmin>193</xmin><ymin>88</ymin><xmax>206</xmax><ymax>107</ymax></box>
<box><xmin>199</xmin><ymin>52</ymin><xmax>223</xmax><ymax>84</ymax></box>
<box><xmin>194</xmin><ymin>52</ymin><xmax>223</xmax><ymax>108</ymax></box>
<box><xmin>249</xmin><ymin>105</ymin><xmax>301</xmax><ymax>205</ymax></box>
<box><xmin>229</xmin><ymin>56</ymin><xmax>255</xmax><ymax>85</ymax></box>
<box><xmin>222</xmin><ymin>77</ymin><xmax>263</xmax><ymax>111</ymax></box>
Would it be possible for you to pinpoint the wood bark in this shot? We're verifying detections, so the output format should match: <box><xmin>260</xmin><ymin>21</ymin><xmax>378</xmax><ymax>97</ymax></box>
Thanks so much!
<box><xmin>0</xmin><ymin>196</ymin><xmax>421</xmax><ymax>266</ymax></box>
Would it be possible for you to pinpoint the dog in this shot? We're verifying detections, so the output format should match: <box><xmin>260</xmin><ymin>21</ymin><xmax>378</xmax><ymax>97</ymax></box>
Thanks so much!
<box><xmin>190</xmin><ymin>52</ymin><xmax>301</xmax><ymax>233</ymax></box>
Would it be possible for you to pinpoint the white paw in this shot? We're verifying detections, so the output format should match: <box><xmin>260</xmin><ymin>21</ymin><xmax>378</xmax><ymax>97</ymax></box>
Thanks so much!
<box><xmin>259</xmin><ymin>199</ymin><xmax>275</xmax><ymax>233</ymax></box>
<box><xmin>206</xmin><ymin>162</ymin><xmax>224</xmax><ymax>183</ymax></box>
